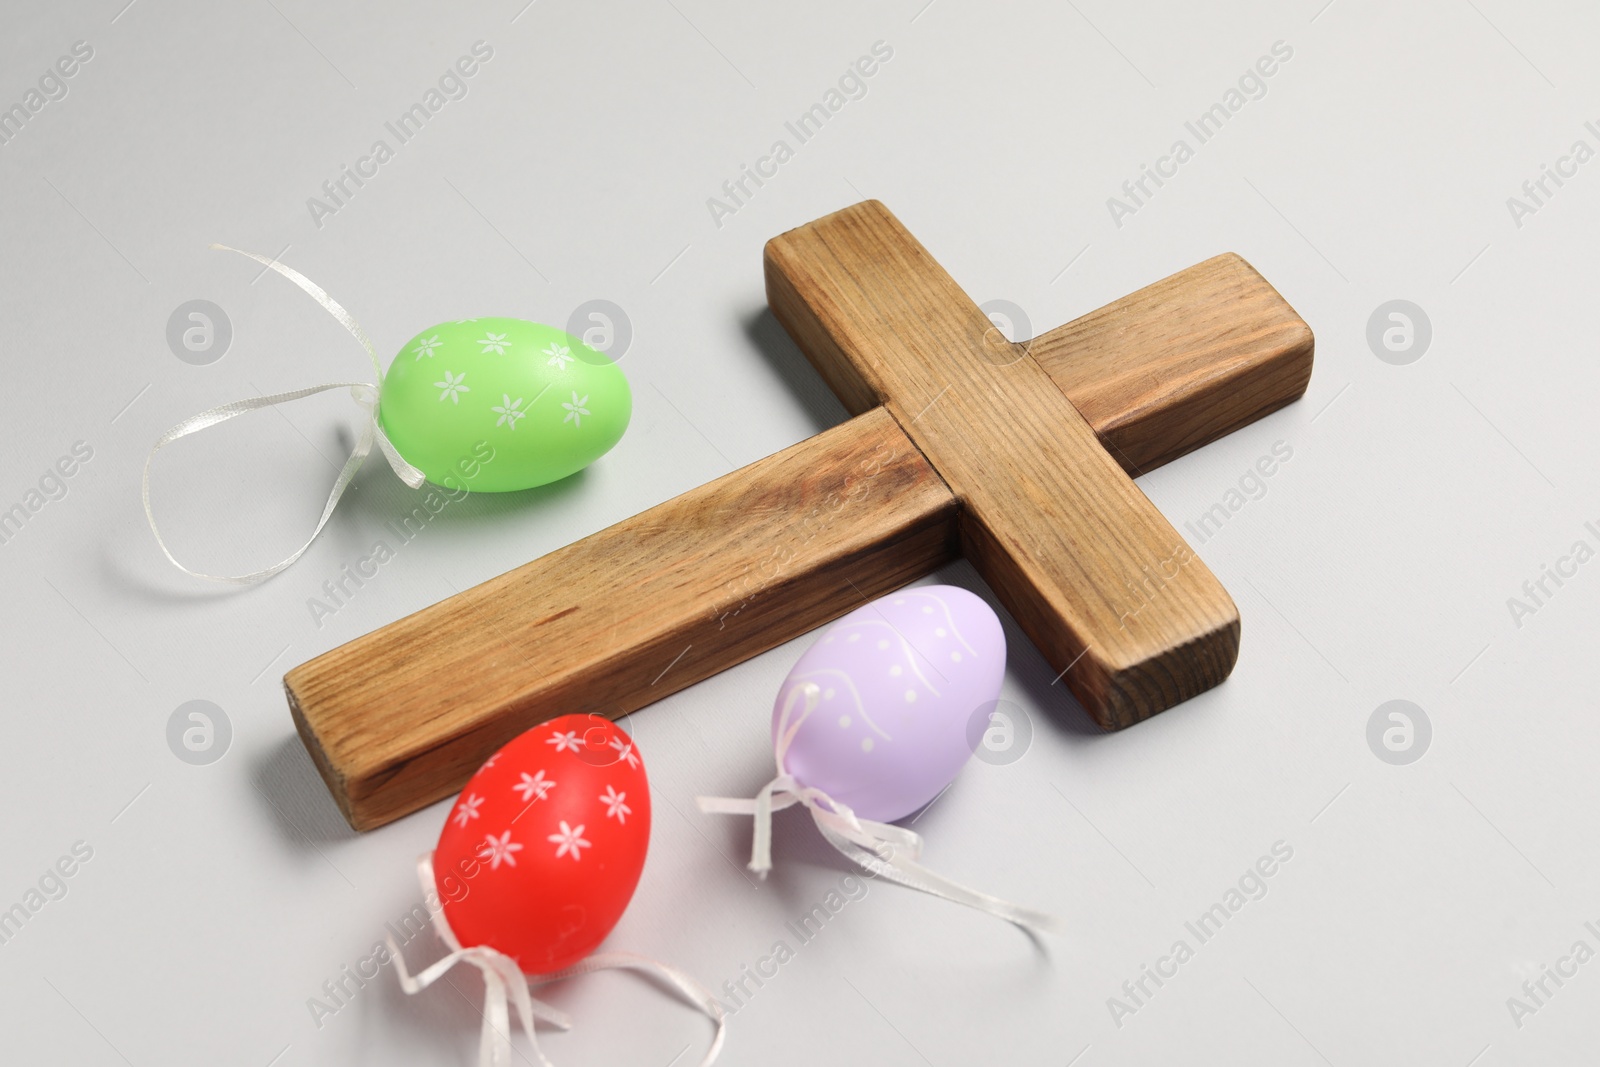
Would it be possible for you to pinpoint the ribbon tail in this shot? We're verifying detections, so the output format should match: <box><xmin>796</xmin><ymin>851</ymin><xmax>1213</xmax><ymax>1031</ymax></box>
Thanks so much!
<box><xmin>479</xmin><ymin>962</ymin><xmax>515</xmax><ymax>1067</ymax></box>
<box><xmin>495</xmin><ymin>955</ymin><xmax>573</xmax><ymax>1034</ymax></box>
<box><xmin>144</xmin><ymin>245</ymin><xmax>434</xmax><ymax>583</ymax></box>
<box><xmin>375</xmin><ymin>417</ymin><xmax>427</xmax><ymax>487</ymax></box>
<box><xmin>386</xmin><ymin>933</ymin><xmax>457</xmax><ymax>993</ymax></box>
<box><xmin>533</xmin><ymin>952</ymin><xmax>727</xmax><ymax>1067</ymax></box>
<box><xmin>694</xmin><ymin>683</ymin><xmax>824</xmax><ymax>876</ymax></box>
<box><xmin>693</xmin><ymin>797</ymin><xmax>759</xmax><ymax>815</ymax></box>
<box><xmin>851</xmin><ymin>816</ymin><xmax>924</xmax><ymax>862</ymax></box>
<box><xmin>814</xmin><ymin>815</ymin><xmax>1064</xmax><ymax>936</ymax></box>
<box><xmin>749</xmin><ymin>779</ymin><xmax>778</xmax><ymax>876</ymax></box>
<box><xmin>142</xmin><ymin>381</ymin><xmax>379</xmax><ymax>584</ymax></box>
<box><xmin>695</xmin><ymin>784</ymin><xmax>803</xmax><ymax>878</ymax></box>
<box><xmin>388</xmin><ymin>935</ymin><xmax>570</xmax><ymax>1067</ymax></box>
<box><xmin>210</xmin><ymin>243</ymin><xmax>384</xmax><ymax>380</ymax></box>
<box><xmin>399</xmin><ymin>855</ymin><xmax>570</xmax><ymax>1067</ymax></box>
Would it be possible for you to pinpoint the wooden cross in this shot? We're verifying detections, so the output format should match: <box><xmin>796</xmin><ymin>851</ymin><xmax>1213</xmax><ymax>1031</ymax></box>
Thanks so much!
<box><xmin>287</xmin><ymin>201</ymin><xmax>1312</xmax><ymax>831</ymax></box>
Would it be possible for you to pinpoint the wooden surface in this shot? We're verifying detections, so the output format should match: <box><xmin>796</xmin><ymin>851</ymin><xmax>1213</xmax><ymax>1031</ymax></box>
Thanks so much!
<box><xmin>287</xmin><ymin>408</ymin><xmax>960</xmax><ymax>830</ymax></box>
<box><xmin>1032</xmin><ymin>252</ymin><xmax>1313</xmax><ymax>476</ymax></box>
<box><xmin>764</xmin><ymin>201</ymin><xmax>1245</xmax><ymax>729</ymax></box>
<box><xmin>289</xmin><ymin>199</ymin><xmax>1311</xmax><ymax>829</ymax></box>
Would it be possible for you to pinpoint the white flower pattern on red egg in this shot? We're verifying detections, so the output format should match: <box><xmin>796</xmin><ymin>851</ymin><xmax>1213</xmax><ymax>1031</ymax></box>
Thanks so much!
<box><xmin>439</xmin><ymin>718</ymin><xmax>653</xmax><ymax>938</ymax></box>
<box><xmin>452</xmin><ymin>792</ymin><xmax>484</xmax><ymax>827</ymax></box>
<box><xmin>479</xmin><ymin>830</ymin><xmax>523</xmax><ymax>870</ymax></box>
<box><xmin>548</xmin><ymin>821</ymin><xmax>590</xmax><ymax>861</ymax></box>
<box><xmin>610</xmin><ymin>737</ymin><xmax>639</xmax><ymax>769</ymax></box>
<box><xmin>513</xmin><ymin>769</ymin><xmax>554</xmax><ymax>803</ymax></box>
<box><xmin>600</xmin><ymin>785</ymin><xmax>631</xmax><ymax>824</ymax></box>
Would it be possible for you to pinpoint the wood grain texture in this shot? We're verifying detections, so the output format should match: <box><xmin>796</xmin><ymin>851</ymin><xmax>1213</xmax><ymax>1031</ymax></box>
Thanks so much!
<box><xmin>1033</xmin><ymin>252</ymin><xmax>1313</xmax><ymax>476</ymax></box>
<box><xmin>289</xmin><ymin>199</ymin><xmax>1313</xmax><ymax>829</ymax></box>
<box><xmin>286</xmin><ymin>408</ymin><xmax>959</xmax><ymax>830</ymax></box>
<box><xmin>764</xmin><ymin>200</ymin><xmax>1241</xmax><ymax>729</ymax></box>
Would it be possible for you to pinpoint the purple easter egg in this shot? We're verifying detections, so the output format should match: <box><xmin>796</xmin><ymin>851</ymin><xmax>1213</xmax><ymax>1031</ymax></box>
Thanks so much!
<box><xmin>774</xmin><ymin>585</ymin><xmax>1006</xmax><ymax>822</ymax></box>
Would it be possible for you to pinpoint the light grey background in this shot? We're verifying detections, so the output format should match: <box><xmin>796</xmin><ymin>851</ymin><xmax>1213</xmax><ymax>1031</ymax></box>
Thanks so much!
<box><xmin>2</xmin><ymin>0</ymin><xmax>1596</xmax><ymax>1064</ymax></box>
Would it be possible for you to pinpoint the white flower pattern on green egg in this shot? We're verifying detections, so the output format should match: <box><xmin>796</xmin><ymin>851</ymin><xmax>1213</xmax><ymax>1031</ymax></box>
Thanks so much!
<box><xmin>380</xmin><ymin>318</ymin><xmax>630</xmax><ymax>492</ymax></box>
<box><xmin>492</xmin><ymin>394</ymin><xmax>527</xmax><ymax>429</ymax></box>
<box><xmin>435</xmin><ymin>370</ymin><xmax>469</xmax><ymax>404</ymax></box>
<box><xmin>562</xmin><ymin>392</ymin><xmax>590</xmax><ymax>427</ymax></box>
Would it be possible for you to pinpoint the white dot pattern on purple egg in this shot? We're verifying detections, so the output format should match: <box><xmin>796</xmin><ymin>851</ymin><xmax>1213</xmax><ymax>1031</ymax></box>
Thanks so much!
<box><xmin>773</xmin><ymin>585</ymin><xmax>1006</xmax><ymax>823</ymax></box>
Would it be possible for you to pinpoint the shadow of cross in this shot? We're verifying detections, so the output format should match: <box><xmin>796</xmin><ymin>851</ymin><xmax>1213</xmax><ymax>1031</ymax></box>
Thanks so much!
<box><xmin>286</xmin><ymin>200</ymin><xmax>1313</xmax><ymax>831</ymax></box>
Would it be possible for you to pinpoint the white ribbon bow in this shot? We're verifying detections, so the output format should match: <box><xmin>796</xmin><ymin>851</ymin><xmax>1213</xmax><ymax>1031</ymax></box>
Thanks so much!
<box><xmin>697</xmin><ymin>683</ymin><xmax>1063</xmax><ymax>936</ymax></box>
<box><xmin>390</xmin><ymin>855</ymin><xmax>726</xmax><ymax>1067</ymax></box>
<box><xmin>142</xmin><ymin>245</ymin><xmax>425</xmax><ymax>584</ymax></box>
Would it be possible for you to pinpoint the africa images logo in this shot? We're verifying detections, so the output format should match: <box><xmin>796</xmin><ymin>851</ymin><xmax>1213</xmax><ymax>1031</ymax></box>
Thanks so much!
<box><xmin>705</xmin><ymin>41</ymin><xmax>894</xmax><ymax>229</ymax></box>
<box><xmin>1106</xmin><ymin>841</ymin><xmax>1295</xmax><ymax>1027</ymax></box>
<box><xmin>0</xmin><ymin>40</ymin><xmax>94</xmax><ymax>148</ymax></box>
<box><xmin>305</xmin><ymin>41</ymin><xmax>494</xmax><ymax>229</ymax></box>
<box><xmin>1105</xmin><ymin>40</ymin><xmax>1294</xmax><ymax>228</ymax></box>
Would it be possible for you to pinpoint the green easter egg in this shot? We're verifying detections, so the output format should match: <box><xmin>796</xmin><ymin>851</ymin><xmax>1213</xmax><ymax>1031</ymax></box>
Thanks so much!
<box><xmin>379</xmin><ymin>318</ymin><xmax>631</xmax><ymax>493</ymax></box>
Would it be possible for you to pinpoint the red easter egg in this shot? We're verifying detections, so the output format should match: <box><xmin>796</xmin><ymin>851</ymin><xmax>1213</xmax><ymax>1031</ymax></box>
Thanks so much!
<box><xmin>432</xmin><ymin>714</ymin><xmax>650</xmax><ymax>974</ymax></box>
